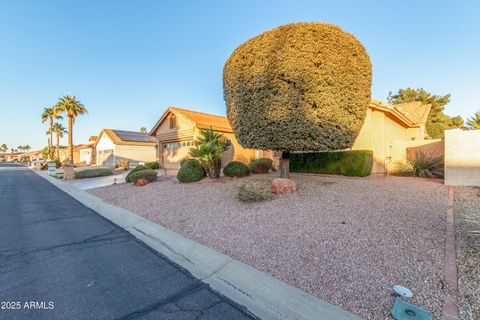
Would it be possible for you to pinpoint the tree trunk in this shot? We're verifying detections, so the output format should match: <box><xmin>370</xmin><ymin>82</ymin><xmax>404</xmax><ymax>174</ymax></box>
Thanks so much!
<box><xmin>56</xmin><ymin>132</ymin><xmax>60</xmax><ymax>160</ymax></box>
<box><xmin>68</xmin><ymin>115</ymin><xmax>73</xmax><ymax>163</ymax></box>
<box><xmin>49</xmin><ymin>117</ymin><xmax>53</xmax><ymax>159</ymax></box>
<box><xmin>211</xmin><ymin>159</ymin><xmax>221</xmax><ymax>179</ymax></box>
<box><xmin>280</xmin><ymin>151</ymin><xmax>290</xmax><ymax>178</ymax></box>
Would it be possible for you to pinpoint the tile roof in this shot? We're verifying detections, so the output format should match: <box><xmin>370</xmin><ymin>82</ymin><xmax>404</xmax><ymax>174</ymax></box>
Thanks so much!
<box><xmin>171</xmin><ymin>107</ymin><xmax>233</xmax><ymax>131</ymax></box>
<box><xmin>150</xmin><ymin>107</ymin><xmax>233</xmax><ymax>135</ymax></box>
<box><xmin>392</xmin><ymin>101</ymin><xmax>431</xmax><ymax>125</ymax></box>
<box><xmin>370</xmin><ymin>100</ymin><xmax>431</xmax><ymax>127</ymax></box>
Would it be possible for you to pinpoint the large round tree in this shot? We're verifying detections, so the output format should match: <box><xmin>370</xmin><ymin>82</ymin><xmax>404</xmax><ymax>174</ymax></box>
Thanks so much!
<box><xmin>223</xmin><ymin>22</ymin><xmax>372</xmax><ymax>177</ymax></box>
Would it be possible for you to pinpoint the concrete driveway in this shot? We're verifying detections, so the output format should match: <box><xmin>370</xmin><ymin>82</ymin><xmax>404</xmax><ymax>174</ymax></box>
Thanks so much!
<box><xmin>0</xmin><ymin>164</ymin><xmax>257</xmax><ymax>320</ymax></box>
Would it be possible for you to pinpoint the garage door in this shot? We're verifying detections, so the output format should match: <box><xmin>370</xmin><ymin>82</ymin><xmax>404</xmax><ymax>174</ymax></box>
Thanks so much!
<box><xmin>97</xmin><ymin>149</ymin><xmax>114</xmax><ymax>167</ymax></box>
<box><xmin>163</xmin><ymin>141</ymin><xmax>193</xmax><ymax>169</ymax></box>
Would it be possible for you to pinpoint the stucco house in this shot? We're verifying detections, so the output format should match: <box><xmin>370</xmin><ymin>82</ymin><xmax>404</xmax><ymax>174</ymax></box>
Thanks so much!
<box><xmin>149</xmin><ymin>102</ymin><xmax>431</xmax><ymax>174</ymax></box>
<box><xmin>75</xmin><ymin>135</ymin><xmax>98</xmax><ymax>165</ymax></box>
<box><xmin>94</xmin><ymin>129</ymin><xmax>157</xmax><ymax>167</ymax></box>
<box><xmin>149</xmin><ymin>107</ymin><xmax>272</xmax><ymax>170</ymax></box>
<box><xmin>352</xmin><ymin>100</ymin><xmax>432</xmax><ymax>174</ymax></box>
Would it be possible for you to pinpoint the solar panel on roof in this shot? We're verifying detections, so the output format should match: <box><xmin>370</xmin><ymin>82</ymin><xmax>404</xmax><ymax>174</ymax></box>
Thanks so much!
<box><xmin>112</xmin><ymin>130</ymin><xmax>155</xmax><ymax>142</ymax></box>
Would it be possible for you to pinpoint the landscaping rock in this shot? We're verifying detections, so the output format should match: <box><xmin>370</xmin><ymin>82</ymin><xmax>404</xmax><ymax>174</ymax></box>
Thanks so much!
<box><xmin>271</xmin><ymin>178</ymin><xmax>296</xmax><ymax>195</ymax></box>
<box><xmin>135</xmin><ymin>178</ymin><xmax>147</xmax><ymax>187</ymax></box>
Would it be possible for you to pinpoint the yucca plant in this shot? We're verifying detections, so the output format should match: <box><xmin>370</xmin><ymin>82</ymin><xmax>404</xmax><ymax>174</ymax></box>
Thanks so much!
<box><xmin>189</xmin><ymin>129</ymin><xmax>231</xmax><ymax>179</ymax></box>
<box><xmin>393</xmin><ymin>151</ymin><xmax>444</xmax><ymax>178</ymax></box>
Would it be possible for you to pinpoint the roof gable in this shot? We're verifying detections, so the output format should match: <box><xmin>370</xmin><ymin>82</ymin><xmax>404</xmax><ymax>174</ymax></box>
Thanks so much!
<box><xmin>150</xmin><ymin>107</ymin><xmax>233</xmax><ymax>135</ymax></box>
<box><xmin>369</xmin><ymin>100</ymin><xmax>431</xmax><ymax>127</ymax></box>
<box><xmin>95</xmin><ymin>129</ymin><xmax>156</xmax><ymax>147</ymax></box>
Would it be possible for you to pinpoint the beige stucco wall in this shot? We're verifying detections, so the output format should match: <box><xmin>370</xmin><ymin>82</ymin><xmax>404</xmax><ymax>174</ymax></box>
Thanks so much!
<box><xmin>352</xmin><ymin>108</ymin><xmax>426</xmax><ymax>174</ymax></box>
<box><xmin>115</xmin><ymin>145</ymin><xmax>157</xmax><ymax>164</ymax></box>
<box><xmin>445</xmin><ymin>129</ymin><xmax>480</xmax><ymax>186</ymax></box>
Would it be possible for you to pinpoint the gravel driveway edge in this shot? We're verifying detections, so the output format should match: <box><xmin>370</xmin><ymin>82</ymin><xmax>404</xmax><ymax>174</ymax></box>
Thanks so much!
<box><xmin>33</xmin><ymin>169</ymin><xmax>362</xmax><ymax>320</ymax></box>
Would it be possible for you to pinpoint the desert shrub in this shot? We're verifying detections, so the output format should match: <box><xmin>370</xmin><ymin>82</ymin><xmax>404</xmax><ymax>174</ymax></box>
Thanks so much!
<box><xmin>223</xmin><ymin>161</ymin><xmax>250</xmax><ymax>177</ymax></box>
<box><xmin>127</xmin><ymin>169</ymin><xmax>158</xmax><ymax>183</ymax></box>
<box><xmin>74</xmin><ymin>168</ymin><xmax>113</xmax><ymax>179</ymax></box>
<box><xmin>237</xmin><ymin>180</ymin><xmax>274</xmax><ymax>202</ymax></box>
<box><xmin>118</xmin><ymin>159</ymin><xmax>130</xmax><ymax>170</ymax></box>
<box><xmin>145</xmin><ymin>161</ymin><xmax>160</xmax><ymax>170</ymax></box>
<box><xmin>125</xmin><ymin>165</ymin><xmax>148</xmax><ymax>182</ymax></box>
<box><xmin>249</xmin><ymin>159</ymin><xmax>271</xmax><ymax>174</ymax></box>
<box><xmin>41</xmin><ymin>160</ymin><xmax>62</xmax><ymax>170</ymax></box>
<box><xmin>393</xmin><ymin>152</ymin><xmax>444</xmax><ymax>178</ymax></box>
<box><xmin>224</xmin><ymin>22</ymin><xmax>372</xmax><ymax>152</ymax></box>
<box><xmin>256</xmin><ymin>158</ymin><xmax>273</xmax><ymax>170</ymax></box>
<box><xmin>177</xmin><ymin>160</ymin><xmax>205</xmax><ymax>183</ymax></box>
<box><xmin>290</xmin><ymin>150</ymin><xmax>373</xmax><ymax>177</ymax></box>
<box><xmin>180</xmin><ymin>158</ymin><xmax>201</xmax><ymax>168</ymax></box>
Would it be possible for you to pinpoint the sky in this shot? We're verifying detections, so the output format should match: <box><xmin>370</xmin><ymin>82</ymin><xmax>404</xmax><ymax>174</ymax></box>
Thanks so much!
<box><xmin>0</xmin><ymin>0</ymin><xmax>479</xmax><ymax>150</ymax></box>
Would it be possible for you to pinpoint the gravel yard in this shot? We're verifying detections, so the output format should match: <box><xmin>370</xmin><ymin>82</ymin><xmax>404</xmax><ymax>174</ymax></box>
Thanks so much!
<box><xmin>89</xmin><ymin>174</ymin><xmax>449</xmax><ymax>319</ymax></box>
<box><xmin>455</xmin><ymin>187</ymin><xmax>480</xmax><ymax>320</ymax></box>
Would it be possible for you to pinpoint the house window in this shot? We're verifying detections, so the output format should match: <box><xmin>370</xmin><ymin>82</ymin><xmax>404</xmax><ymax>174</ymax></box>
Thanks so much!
<box><xmin>169</xmin><ymin>115</ymin><xmax>176</xmax><ymax>129</ymax></box>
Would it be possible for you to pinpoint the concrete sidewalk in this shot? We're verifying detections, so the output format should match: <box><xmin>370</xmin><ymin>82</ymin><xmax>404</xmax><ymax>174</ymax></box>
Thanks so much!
<box><xmin>34</xmin><ymin>168</ymin><xmax>362</xmax><ymax>320</ymax></box>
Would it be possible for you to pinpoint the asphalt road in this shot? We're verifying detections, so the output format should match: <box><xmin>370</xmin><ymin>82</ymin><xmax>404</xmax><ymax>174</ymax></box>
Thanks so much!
<box><xmin>0</xmin><ymin>164</ymin><xmax>257</xmax><ymax>320</ymax></box>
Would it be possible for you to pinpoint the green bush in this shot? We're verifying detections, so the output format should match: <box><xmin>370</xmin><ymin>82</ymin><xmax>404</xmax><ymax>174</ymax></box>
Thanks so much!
<box><xmin>125</xmin><ymin>165</ymin><xmax>148</xmax><ymax>182</ymax></box>
<box><xmin>74</xmin><ymin>168</ymin><xmax>113</xmax><ymax>179</ymax></box>
<box><xmin>223</xmin><ymin>161</ymin><xmax>250</xmax><ymax>177</ymax></box>
<box><xmin>290</xmin><ymin>150</ymin><xmax>373</xmax><ymax>177</ymax></box>
<box><xmin>145</xmin><ymin>161</ymin><xmax>160</xmax><ymax>170</ymax></box>
<box><xmin>177</xmin><ymin>160</ymin><xmax>205</xmax><ymax>183</ymax></box>
<box><xmin>393</xmin><ymin>152</ymin><xmax>444</xmax><ymax>178</ymax></box>
<box><xmin>180</xmin><ymin>158</ymin><xmax>201</xmax><ymax>168</ymax></box>
<box><xmin>224</xmin><ymin>22</ymin><xmax>372</xmax><ymax>152</ymax></box>
<box><xmin>256</xmin><ymin>158</ymin><xmax>273</xmax><ymax>170</ymax></box>
<box><xmin>249</xmin><ymin>159</ymin><xmax>270</xmax><ymax>174</ymax></box>
<box><xmin>128</xmin><ymin>169</ymin><xmax>158</xmax><ymax>183</ymax></box>
<box><xmin>238</xmin><ymin>180</ymin><xmax>274</xmax><ymax>202</ymax></box>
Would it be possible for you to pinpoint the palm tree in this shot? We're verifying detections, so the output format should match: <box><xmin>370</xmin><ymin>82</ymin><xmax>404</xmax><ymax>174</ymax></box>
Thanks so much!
<box><xmin>41</xmin><ymin>106</ymin><xmax>63</xmax><ymax>159</ymax></box>
<box><xmin>56</xmin><ymin>95</ymin><xmax>88</xmax><ymax>162</ymax></box>
<box><xmin>189</xmin><ymin>128</ymin><xmax>230</xmax><ymax>179</ymax></box>
<box><xmin>0</xmin><ymin>144</ymin><xmax>7</xmax><ymax>153</ymax></box>
<box><xmin>466</xmin><ymin>111</ymin><xmax>480</xmax><ymax>129</ymax></box>
<box><xmin>52</xmin><ymin>123</ymin><xmax>67</xmax><ymax>160</ymax></box>
<box><xmin>140</xmin><ymin>127</ymin><xmax>147</xmax><ymax>133</ymax></box>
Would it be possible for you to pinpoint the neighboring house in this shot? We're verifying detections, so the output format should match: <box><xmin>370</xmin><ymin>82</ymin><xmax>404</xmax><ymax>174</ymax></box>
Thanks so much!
<box><xmin>75</xmin><ymin>136</ymin><xmax>98</xmax><ymax>165</ymax></box>
<box><xmin>4</xmin><ymin>152</ymin><xmax>25</xmax><ymax>162</ymax></box>
<box><xmin>352</xmin><ymin>100</ymin><xmax>433</xmax><ymax>174</ymax></box>
<box><xmin>150</xmin><ymin>107</ymin><xmax>273</xmax><ymax>170</ymax></box>
<box><xmin>94</xmin><ymin>129</ymin><xmax>157</xmax><ymax>167</ymax></box>
<box><xmin>58</xmin><ymin>147</ymin><xmax>80</xmax><ymax>164</ymax></box>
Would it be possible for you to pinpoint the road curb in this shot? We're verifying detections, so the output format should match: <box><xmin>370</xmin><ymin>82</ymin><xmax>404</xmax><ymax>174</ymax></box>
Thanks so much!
<box><xmin>33</xmin><ymin>170</ymin><xmax>362</xmax><ymax>320</ymax></box>
<box><xmin>441</xmin><ymin>186</ymin><xmax>459</xmax><ymax>320</ymax></box>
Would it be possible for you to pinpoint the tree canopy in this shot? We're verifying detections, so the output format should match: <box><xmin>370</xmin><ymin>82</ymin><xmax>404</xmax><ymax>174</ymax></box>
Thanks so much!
<box><xmin>466</xmin><ymin>111</ymin><xmax>480</xmax><ymax>129</ymax></box>
<box><xmin>387</xmin><ymin>88</ymin><xmax>463</xmax><ymax>138</ymax></box>
<box><xmin>223</xmin><ymin>22</ymin><xmax>372</xmax><ymax>152</ymax></box>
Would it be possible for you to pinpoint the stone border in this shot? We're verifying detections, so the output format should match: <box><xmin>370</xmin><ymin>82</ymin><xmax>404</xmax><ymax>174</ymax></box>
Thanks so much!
<box><xmin>441</xmin><ymin>186</ymin><xmax>459</xmax><ymax>320</ymax></box>
<box><xmin>33</xmin><ymin>170</ymin><xmax>362</xmax><ymax>320</ymax></box>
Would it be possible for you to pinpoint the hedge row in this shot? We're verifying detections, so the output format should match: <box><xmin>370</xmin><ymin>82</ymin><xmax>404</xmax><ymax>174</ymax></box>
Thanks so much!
<box><xmin>289</xmin><ymin>150</ymin><xmax>373</xmax><ymax>177</ymax></box>
<box><xmin>74</xmin><ymin>168</ymin><xmax>113</xmax><ymax>179</ymax></box>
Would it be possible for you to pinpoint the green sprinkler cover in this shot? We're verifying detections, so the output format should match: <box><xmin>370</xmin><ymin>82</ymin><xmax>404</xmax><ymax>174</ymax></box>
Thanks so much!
<box><xmin>391</xmin><ymin>300</ymin><xmax>432</xmax><ymax>320</ymax></box>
